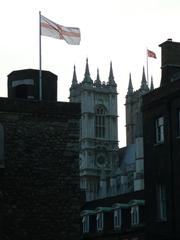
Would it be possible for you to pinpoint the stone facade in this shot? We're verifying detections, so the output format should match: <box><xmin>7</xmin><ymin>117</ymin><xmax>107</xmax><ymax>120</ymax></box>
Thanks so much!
<box><xmin>125</xmin><ymin>68</ymin><xmax>154</xmax><ymax>192</ymax></box>
<box><xmin>1</xmin><ymin>98</ymin><xmax>81</xmax><ymax>240</ymax></box>
<box><xmin>69</xmin><ymin>59</ymin><xmax>152</xmax><ymax>202</ymax></box>
<box><xmin>70</xmin><ymin>60</ymin><xmax>119</xmax><ymax>201</ymax></box>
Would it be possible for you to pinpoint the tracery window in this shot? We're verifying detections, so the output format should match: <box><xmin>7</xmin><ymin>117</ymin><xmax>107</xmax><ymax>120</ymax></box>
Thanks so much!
<box><xmin>95</xmin><ymin>106</ymin><xmax>106</xmax><ymax>138</ymax></box>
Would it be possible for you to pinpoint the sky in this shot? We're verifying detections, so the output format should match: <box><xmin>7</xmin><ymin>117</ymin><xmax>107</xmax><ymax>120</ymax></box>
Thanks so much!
<box><xmin>0</xmin><ymin>0</ymin><xmax>180</xmax><ymax>147</ymax></box>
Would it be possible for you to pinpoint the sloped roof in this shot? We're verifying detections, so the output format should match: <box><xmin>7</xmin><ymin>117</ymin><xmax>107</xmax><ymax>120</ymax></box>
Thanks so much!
<box><xmin>116</xmin><ymin>144</ymin><xmax>136</xmax><ymax>174</ymax></box>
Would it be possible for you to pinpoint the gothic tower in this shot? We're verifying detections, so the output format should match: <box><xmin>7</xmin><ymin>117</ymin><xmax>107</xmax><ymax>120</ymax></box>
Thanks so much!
<box><xmin>125</xmin><ymin>67</ymin><xmax>149</xmax><ymax>145</ymax></box>
<box><xmin>69</xmin><ymin>59</ymin><xmax>119</xmax><ymax>201</ymax></box>
<box><xmin>125</xmin><ymin>67</ymin><xmax>154</xmax><ymax>191</ymax></box>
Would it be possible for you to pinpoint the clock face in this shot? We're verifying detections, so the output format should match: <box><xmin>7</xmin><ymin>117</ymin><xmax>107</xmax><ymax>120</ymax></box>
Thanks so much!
<box><xmin>96</xmin><ymin>153</ymin><xmax>107</xmax><ymax>167</ymax></box>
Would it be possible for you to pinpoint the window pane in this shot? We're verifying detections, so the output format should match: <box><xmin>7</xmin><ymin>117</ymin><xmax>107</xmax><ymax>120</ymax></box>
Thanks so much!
<box><xmin>95</xmin><ymin>106</ymin><xmax>106</xmax><ymax>138</ymax></box>
<box><xmin>155</xmin><ymin>116</ymin><xmax>164</xmax><ymax>143</ymax></box>
<box><xmin>131</xmin><ymin>206</ymin><xmax>139</xmax><ymax>225</ymax></box>
<box><xmin>156</xmin><ymin>184</ymin><xmax>167</xmax><ymax>221</ymax></box>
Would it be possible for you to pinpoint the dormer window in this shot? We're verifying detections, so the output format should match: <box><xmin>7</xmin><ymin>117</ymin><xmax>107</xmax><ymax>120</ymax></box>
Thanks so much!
<box><xmin>114</xmin><ymin>208</ymin><xmax>122</xmax><ymax>229</ymax></box>
<box><xmin>96</xmin><ymin>212</ymin><xmax>104</xmax><ymax>231</ymax></box>
<box><xmin>131</xmin><ymin>206</ymin><xmax>139</xmax><ymax>225</ymax></box>
<box><xmin>82</xmin><ymin>215</ymin><xmax>89</xmax><ymax>233</ymax></box>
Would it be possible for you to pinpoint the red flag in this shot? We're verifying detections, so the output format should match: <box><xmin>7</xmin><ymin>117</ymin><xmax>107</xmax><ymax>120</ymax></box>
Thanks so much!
<box><xmin>147</xmin><ymin>49</ymin><xmax>156</xmax><ymax>59</ymax></box>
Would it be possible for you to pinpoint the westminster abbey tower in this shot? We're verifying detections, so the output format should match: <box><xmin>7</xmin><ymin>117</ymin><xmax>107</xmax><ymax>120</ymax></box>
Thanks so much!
<box><xmin>69</xmin><ymin>59</ymin><xmax>119</xmax><ymax>201</ymax></box>
<box><xmin>70</xmin><ymin>59</ymin><xmax>153</xmax><ymax>201</ymax></box>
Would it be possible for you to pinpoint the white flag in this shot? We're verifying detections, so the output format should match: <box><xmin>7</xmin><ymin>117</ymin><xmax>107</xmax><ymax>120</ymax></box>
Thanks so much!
<box><xmin>40</xmin><ymin>15</ymin><xmax>81</xmax><ymax>45</ymax></box>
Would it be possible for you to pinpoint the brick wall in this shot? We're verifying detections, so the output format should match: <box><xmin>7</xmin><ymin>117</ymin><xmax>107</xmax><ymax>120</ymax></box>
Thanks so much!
<box><xmin>1</xmin><ymin>98</ymin><xmax>81</xmax><ymax>240</ymax></box>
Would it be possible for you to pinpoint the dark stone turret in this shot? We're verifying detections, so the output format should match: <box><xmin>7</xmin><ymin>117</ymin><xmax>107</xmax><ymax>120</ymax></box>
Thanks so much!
<box><xmin>8</xmin><ymin>69</ymin><xmax>57</xmax><ymax>101</ymax></box>
<box><xmin>159</xmin><ymin>39</ymin><xmax>180</xmax><ymax>86</ymax></box>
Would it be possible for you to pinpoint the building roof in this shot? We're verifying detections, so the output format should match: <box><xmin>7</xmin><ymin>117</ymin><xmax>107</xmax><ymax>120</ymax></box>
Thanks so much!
<box><xmin>118</xmin><ymin>144</ymin><xmax>136</xmax><ymax>173</ymax></box>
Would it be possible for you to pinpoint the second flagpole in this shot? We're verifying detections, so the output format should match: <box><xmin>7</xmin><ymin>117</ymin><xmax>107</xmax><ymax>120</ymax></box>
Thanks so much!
<box><xmin>146</xmin><ymin>48</ymin><xmax>149</xmax><ymax>87</ymax></box>
<box><xmin>39</xmin><ymin>11</ymin><xmax>42</xmax><ymax>101</ymax></box>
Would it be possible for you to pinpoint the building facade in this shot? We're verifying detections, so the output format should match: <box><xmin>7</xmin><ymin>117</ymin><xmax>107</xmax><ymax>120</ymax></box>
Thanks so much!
<box><xmin>80</xmin><ymin>39</ymin><xmax>180</xmax><ymax>240</ymax></box>
<box><xmin>70</xmin><ymin>59</ymin><xmax>152</xmax><ymax>201</ymax></box>
<box><xmin>81</xmin><ymin>190</ymin><xmax>145</xmax><ymax>240</ymax></box>
<box><xmin>143</xmin><ymin>39</ymin><xmax>180</xmax><ymax>240</ymax></box>
<box><xmin>1</xmin><ymin>69</ymin><xmax>82</xmax><ymax>240</ymax></box>
<box><xmin>125</xmin><ymin>68</ymin><xmax>153</xmax><ymax>192</ymax></box>
<box><xmin>69</xmin><ymin>60</ymin><xmax>119</xmax><ymax>201</ymax></box>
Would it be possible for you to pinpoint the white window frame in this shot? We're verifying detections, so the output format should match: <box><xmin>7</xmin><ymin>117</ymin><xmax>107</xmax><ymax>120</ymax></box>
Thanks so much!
<box><xmin>96</xmin><ymin>212</ymin><xmax>104</xmax><ymax>231</ymax></box>
<box><xmin>157</xmin><ymin>184</ymin><xmax>167</xmax><ymax>221</ymax></box>
<box><xmin>131</xmin><ymin>206</ymin><xmax>139</xmax><ymax>225</ymax></box>
<box><xmin>114</xmin><ymin>208</ymin><xmax>122</xmax><ymax>229</ymax></box>
<box><xmin>155</xmin><ymin>116</ymin><xmax>164</xmax><ymax>143</ymax></box>
<box><xmin>82</xmin><ymin>215</ymin><xmax>89</xmax><ymax>233</ymax></box>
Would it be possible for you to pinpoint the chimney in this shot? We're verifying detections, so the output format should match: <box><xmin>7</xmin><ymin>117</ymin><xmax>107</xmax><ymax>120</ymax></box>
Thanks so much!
<box><xmin>159</xmin><ymin>39</ymin><xmax>180</xmax><ymax>86</ymax></box>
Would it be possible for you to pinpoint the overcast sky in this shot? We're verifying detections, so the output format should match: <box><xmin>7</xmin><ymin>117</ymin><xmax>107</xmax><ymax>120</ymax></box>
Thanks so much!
<box><xmin>0</xmin><ymin>0</ymin><xmax>180</xmax><ymax>146</ymax></box>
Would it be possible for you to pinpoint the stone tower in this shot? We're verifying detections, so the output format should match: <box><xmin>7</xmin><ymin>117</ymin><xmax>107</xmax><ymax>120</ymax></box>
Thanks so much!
<box><xmin>69</xmin><ymin>59</ymin><xmax>119</xmax><ymax>201</ymax></box>
<box><xmin>125</xmin><ymin>67</ymin><xmax>149</xmax><ymax>145</ymax></box>
<box><xmin>125</xmin><ymin>68</ymin><xmax>153</xmax><ymax>191</ymax></box>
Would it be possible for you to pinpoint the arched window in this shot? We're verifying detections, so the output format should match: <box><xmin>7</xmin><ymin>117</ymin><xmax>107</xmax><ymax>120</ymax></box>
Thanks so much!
<box><xmin>95</xmin><ymin>106</ymin><xmax>106</xmax><ymax>138</ymax></box>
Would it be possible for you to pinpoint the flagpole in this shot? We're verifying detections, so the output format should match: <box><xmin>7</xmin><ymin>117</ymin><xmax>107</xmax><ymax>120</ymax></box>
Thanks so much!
<box><xmin>39</xmin><ymin>11</ymin><xmax>42</xmax><ymax>101</ymax></box>
<box><xmin>146</xmin><ymin>48</ymin><xmax>149</xmax><ymax>87</ymax></box>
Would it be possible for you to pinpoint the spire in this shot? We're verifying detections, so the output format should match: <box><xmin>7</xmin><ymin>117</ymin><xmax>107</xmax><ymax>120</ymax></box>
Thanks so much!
<box><xmin>108</xmin><ymin>61</ymin><xmax>116</xmax><ymax>86</ymax></box>
<box><xmin>127</xmin><ymin>73</ymin><xmax>133</xmax><ymax>94</ymax></box>
<box><xmin>71</xmin><ymin>65</ymin><xmax>78</xmax><ymax>86</ymax></box>
<box><xmin>94</xmin><ymin>68</ymin><xmax>101</xmax><ymax>86</ymax></box>
<box><xmin>85</xmin><ymin>58</ymin><xmax>90</xmax><ymax>76</ymax></box>
<box><xmin>150</xmin><ymin>76</ymin><xmax>154</xmax><ymax>91</ymax></box>
<box><xmin>82</xmin><ymin>58</ymin><xmax>93</xmax><ymax>84</ymax></box>
<box><xmin>140</xmin><ymin>66</ymin><xmax>149</xmax><ymax>91</ymax></box>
